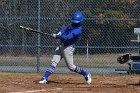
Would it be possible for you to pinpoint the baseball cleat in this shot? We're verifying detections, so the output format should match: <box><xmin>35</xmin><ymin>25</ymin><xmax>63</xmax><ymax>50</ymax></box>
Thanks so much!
<box><xmin>37</xmin><ymin>77</ymin><xmax>48</xmax><ymax>84</ymax></box>
<box><xmin>38</xmin><ymin>79</ymin><xmax>47</xmax><ymax>84</ymax></box>
<box><xmin>84</xmin><ymin>73</ymin><xmax>92</xmax><ymax>84</ymax></box>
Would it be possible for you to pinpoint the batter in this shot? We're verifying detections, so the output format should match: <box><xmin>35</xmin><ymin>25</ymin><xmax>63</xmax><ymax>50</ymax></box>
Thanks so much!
<box><xmin>38</xmin><ymin>11</ymin><xmax>92</xmax><ymax>84</ymax></box>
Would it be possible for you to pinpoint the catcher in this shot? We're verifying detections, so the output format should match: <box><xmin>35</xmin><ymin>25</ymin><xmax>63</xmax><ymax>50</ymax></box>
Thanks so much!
<box><xmin>117</xmin><ymin>53</ymin><xmax>140</xmax><ymax>64</ymax></box>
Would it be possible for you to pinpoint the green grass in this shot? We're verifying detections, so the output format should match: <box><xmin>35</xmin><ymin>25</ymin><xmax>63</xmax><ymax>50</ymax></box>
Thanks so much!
<box><xmin>0</xmin><ymin>53</ymin><xmax>129</xmax><ymax>68</ymax></box>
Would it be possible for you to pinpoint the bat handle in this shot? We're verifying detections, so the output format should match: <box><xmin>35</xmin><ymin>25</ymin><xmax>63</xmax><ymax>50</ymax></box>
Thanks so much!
<box><xmin>45</xmin><ymin>33</ymin><xmax>53</xmax><ymax>37</ymax></box>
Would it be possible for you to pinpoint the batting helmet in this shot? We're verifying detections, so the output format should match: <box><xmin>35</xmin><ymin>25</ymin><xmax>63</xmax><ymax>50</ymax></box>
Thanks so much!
<box><xmin>71</xmin><ymin>11</ymin><xmax>84</xmax><ymax>23</ymax></box>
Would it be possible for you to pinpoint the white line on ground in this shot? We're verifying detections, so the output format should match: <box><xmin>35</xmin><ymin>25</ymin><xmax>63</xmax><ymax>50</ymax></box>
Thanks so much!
<box><xmin>10</xmin><ymin>88</ymin><xmax>63</xmax><ymax>93</ymax></box>
<box><xmin>10</xmin><ymin>89</ymin><xmax>46</xmax><ymax>93</ymax></box>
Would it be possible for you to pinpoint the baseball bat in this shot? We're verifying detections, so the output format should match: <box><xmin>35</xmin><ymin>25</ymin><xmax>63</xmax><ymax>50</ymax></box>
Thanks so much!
<box><xmin>19</xmin><ymin>26</ymin><xmax>51</xmax><ymax>36</ymax></box>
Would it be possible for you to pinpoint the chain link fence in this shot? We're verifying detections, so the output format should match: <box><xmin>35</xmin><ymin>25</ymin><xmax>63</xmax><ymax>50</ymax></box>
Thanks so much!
<box><xmin>0</xmin><ymin>0</ymin><xmax>140</xmax><ymax>73</ymax></box>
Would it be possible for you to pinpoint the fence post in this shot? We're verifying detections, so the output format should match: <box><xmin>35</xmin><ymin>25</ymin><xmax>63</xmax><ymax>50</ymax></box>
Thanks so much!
<box><xmin>86</xmin><ymin>39</ymin><xmax>89</xmax><ymax>65</ymax></box>
<box><xmin>36</xmin><ymin>0</ymin><xmax>41</xmax><ymax>73</ymax></box>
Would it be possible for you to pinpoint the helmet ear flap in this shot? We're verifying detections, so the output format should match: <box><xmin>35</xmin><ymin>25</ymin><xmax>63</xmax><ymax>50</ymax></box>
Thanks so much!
<box><xmin>71</xmin><ymin>11</ymin><xmax>84</xmax><ymax>23</ymax></box>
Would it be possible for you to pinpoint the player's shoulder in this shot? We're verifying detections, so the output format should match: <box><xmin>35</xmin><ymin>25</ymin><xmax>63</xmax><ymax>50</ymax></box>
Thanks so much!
<box><xmin>74</xmin><ymin>26</ymin><xmax>82</xmax><ymax>31</ymax></box>
<box><xmin>72</xmin><ymin>27</ymin><xmax>82</xmax><ymax>35</ymax></box>
<box><xmin>66</xmin><ymin>24</ymin><xmax>82</xmax><ymax>33</ymax></box>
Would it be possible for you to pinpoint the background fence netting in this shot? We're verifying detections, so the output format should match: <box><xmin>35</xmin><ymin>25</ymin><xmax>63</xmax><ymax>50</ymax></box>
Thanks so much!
<box><xmin>0</xmin><ymin>0</ymin><xmax>140</xmax><ymax>73</ymax></box>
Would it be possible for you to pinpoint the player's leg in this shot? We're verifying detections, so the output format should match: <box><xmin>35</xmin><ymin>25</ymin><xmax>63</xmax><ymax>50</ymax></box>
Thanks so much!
<box><xmin>39</xmin><ymin>47</ymin><xmax>62</xmax><ymax>84</ymax></box>
<box><xmin>62</xmin><ymin>46</ymin><xmax>92</xmax><ymax>84</ymax></box>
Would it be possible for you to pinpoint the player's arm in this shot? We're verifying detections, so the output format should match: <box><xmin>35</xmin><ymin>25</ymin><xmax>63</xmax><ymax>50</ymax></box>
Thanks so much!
<box><xmin>56</xmin><ymin>29</ymin><xmax>81</xmax><ymax>41</ymax></box>
<box><xmin>49</xmin><ymin>26</ymin><xmax>67</xmax><ymax>38</ymax></box>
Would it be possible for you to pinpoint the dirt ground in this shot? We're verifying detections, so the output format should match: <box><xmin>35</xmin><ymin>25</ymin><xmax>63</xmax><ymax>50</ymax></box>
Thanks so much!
<box><xmin>0</xmin><ymin>72</ymin><xmax>140</xmax><ymax>93</ymax></box>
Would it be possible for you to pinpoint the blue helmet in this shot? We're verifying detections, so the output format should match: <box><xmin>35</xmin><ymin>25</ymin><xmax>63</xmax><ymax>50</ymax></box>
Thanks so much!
<box><xmin>71</xmin><ymin>11</ymin><xmax>84</xmax><ymax>23</ymax></box>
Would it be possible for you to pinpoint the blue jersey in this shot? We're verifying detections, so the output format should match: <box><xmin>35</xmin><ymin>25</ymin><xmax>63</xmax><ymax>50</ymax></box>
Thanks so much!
<box><xmin>56</xmin><ymin>24</ymin><xmax>82</xmax><ymax>47</ymax></box>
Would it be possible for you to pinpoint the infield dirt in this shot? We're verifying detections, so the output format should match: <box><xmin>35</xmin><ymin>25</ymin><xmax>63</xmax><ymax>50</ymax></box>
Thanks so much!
<box><xmin>0</xmin><ymin>72</ymin><xmax>140</xmax><ymax>93</ymax></box>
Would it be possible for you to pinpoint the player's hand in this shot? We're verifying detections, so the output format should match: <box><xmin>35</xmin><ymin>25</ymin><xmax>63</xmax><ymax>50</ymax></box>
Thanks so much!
<box><xmin>53</xmin><ymin>34</ymin><xmax>57</xmax><ymax>38</ymax></box>
<box><xmin>50</xmin><ymin>34</ymin><xmax>57</xmax><ymax>38</ymax></box>
<box><xmin>57</xmin><ymin>32</ymin><xmax>62</xmax><ymax>35</ymax></box>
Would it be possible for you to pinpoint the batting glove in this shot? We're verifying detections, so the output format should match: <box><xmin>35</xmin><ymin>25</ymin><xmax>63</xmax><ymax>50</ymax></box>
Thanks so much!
<box><xmin>50</xmin><ymin>34</ymin><xmax>57</xmax><ymax>38</ymax></box>
<box><xmin>57</xmin><ymin>32</ymin><xmax>62</xmax><ymax>35</ymax></box>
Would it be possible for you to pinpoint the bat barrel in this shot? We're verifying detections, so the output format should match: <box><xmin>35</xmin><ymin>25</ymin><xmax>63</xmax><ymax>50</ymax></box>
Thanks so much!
<box><xmin>19</xmin><ymin>26</ymin><xmax>51</xmax><ymax>36</ymax></box>
<box><xmin>19</xmin><ymin>26</ymin><xmax>32</xmax><ymax>30</ymax></box>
